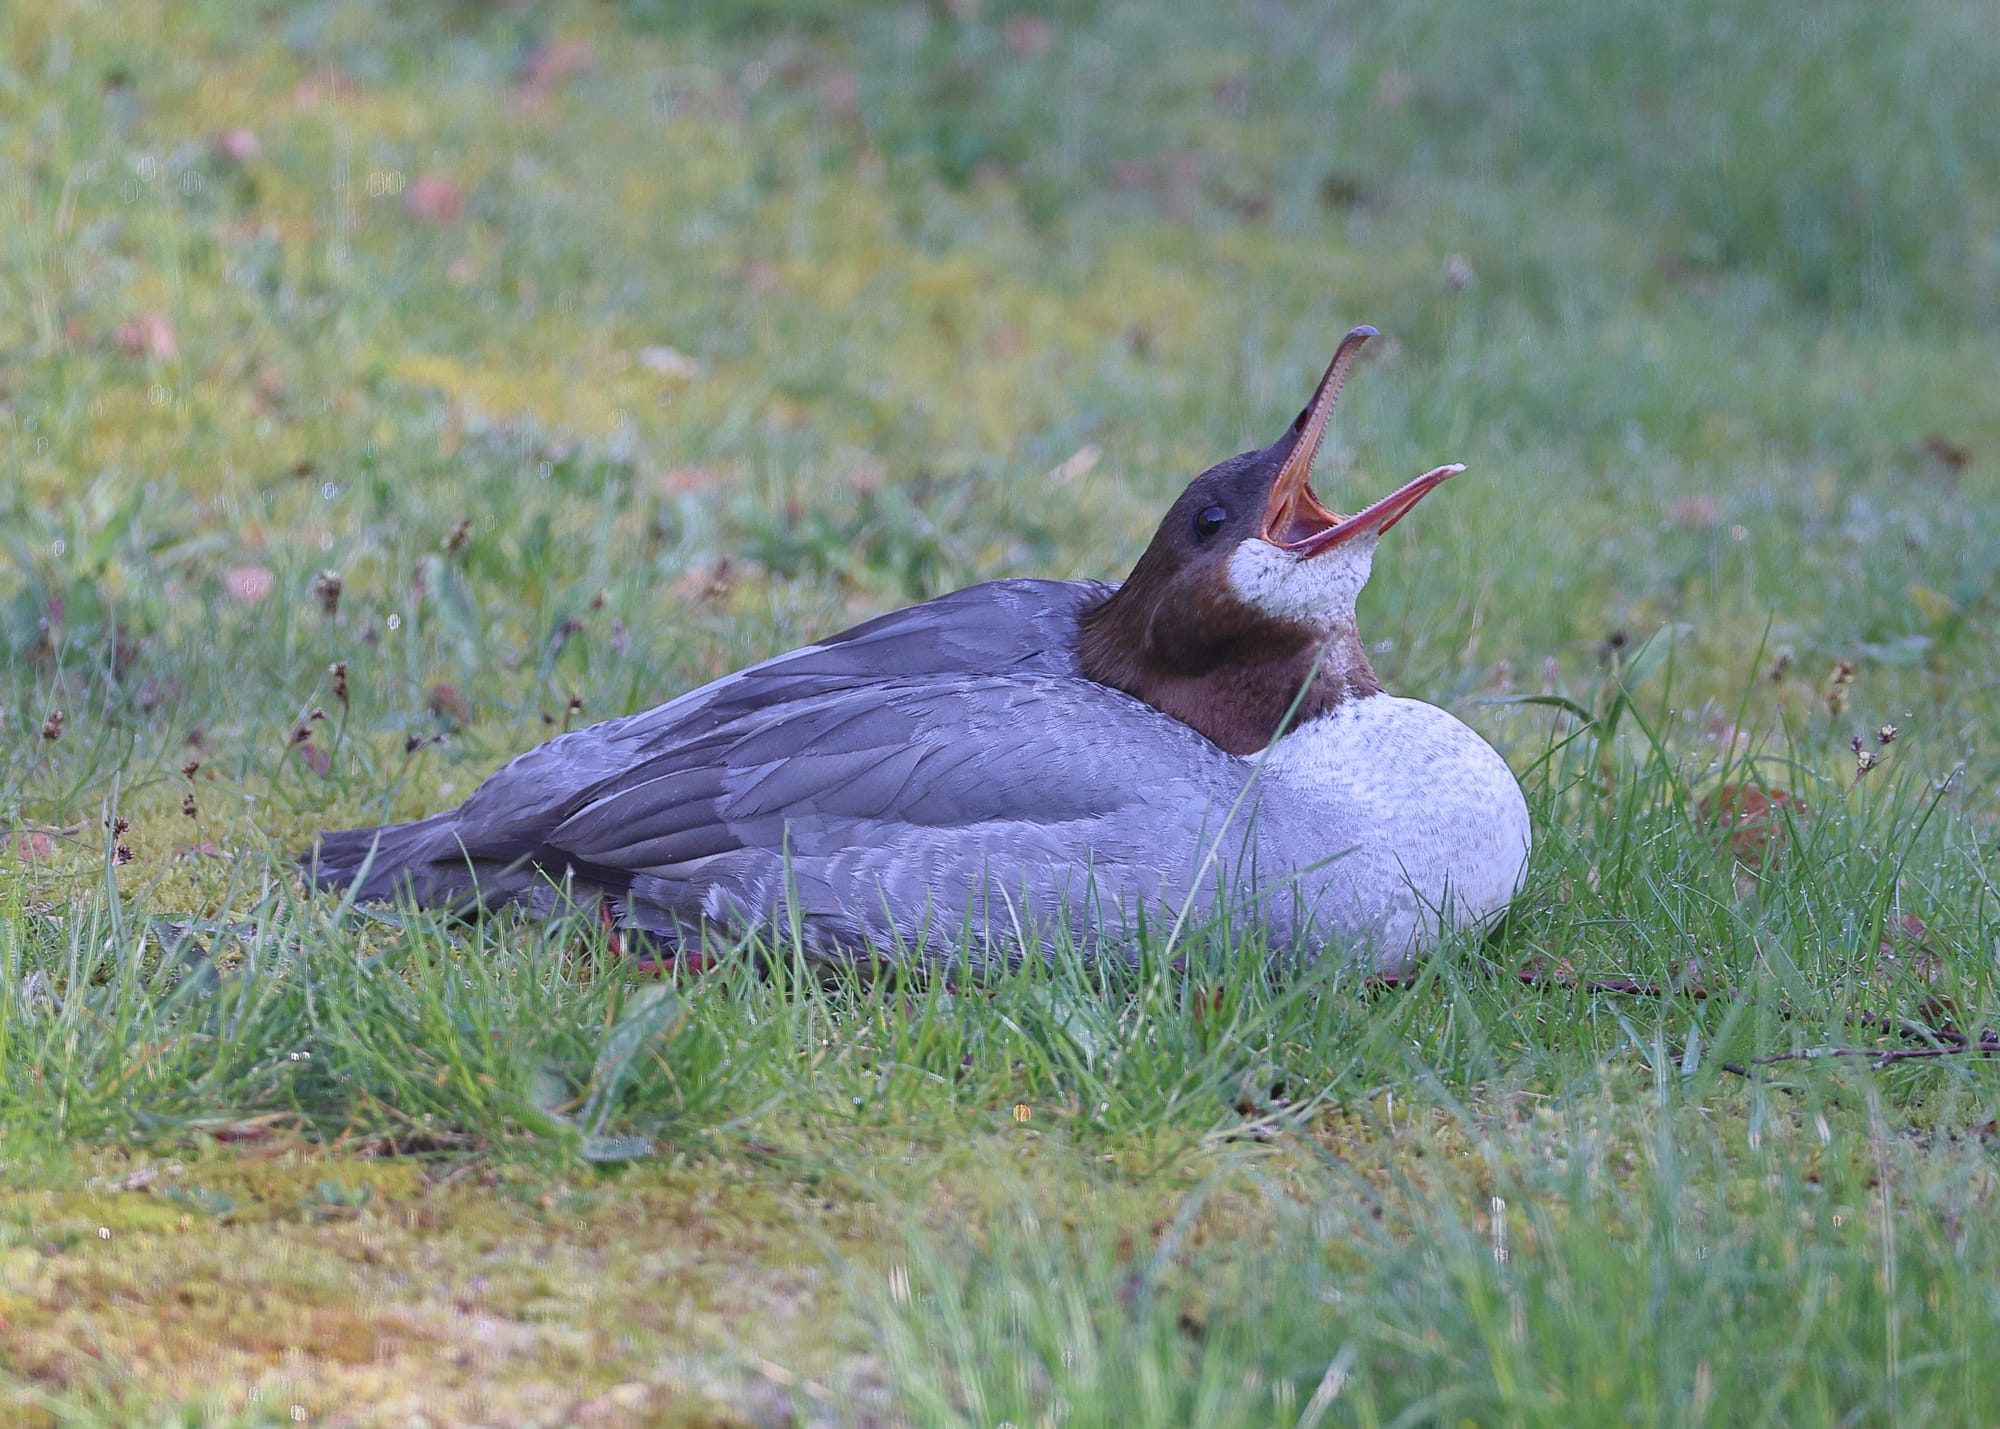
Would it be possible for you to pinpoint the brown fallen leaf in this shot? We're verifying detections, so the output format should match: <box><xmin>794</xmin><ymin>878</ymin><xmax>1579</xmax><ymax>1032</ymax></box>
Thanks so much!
<box><xmin>9</xmin><ymin>831</ymin><xmax>57</xmax><ymax>863</ymax></box>
<box><xmin>1921</xmin><ymin>434</ymin><xmax>1970</xmax><ymax>472</ymax></box>
<box><xmin>1882</xmin><ymin>911</ymin><xmax>1931</xmax><ymax>955</ymax></box>
<box><xmin>427</xmin><ymin>682</ymin><xmax>471</xmax><ymax>726</ymax></box>
<box><xmin>223</xmin><ymin>564</ymin><xmax>275</xmax><ymax>604</ymax></box>
<box><xmin>211</xmin><ymin>127</ymin><xmax>260</xmax><ymax>163</ymax></box>
<box><xmin>1696</xmin><ymin>784</ymin><xmax>1807</xmax><ymax>868</ymax></box>
<box><xmin>403</xmin><ymin>172</ymin><xmax>464</xmax><ymax>224</ymax></box>
<box><xmin>117</xmin><ymin>312</ymin><xmax>177</xmax><ymax>359</ymax></box>
<box><xmin>653</xmin><ymin>464</ymin><xmax>721</xmax><ymax>495</ymax></box>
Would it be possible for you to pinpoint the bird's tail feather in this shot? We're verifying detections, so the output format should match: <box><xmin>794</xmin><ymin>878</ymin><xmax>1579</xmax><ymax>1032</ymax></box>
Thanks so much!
<box><xmin>303</xmin><ymin>814</ymin><xmax>482</xmax><ymax>907</ymax></box>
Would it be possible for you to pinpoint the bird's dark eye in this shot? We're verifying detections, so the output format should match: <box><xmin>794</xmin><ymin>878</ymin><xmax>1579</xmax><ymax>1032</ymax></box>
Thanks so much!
<box><xmin>1192</xmin><ymin>504</ymin><xmax>1229</xmax><ymax>541</ymax></box>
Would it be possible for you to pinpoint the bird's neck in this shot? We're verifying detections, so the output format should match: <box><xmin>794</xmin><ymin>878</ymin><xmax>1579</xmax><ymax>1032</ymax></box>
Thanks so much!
<box><xmin>1074</xmin><ymin>594</ymin><xmax>1380</xmax><ymax>756</ymax></box>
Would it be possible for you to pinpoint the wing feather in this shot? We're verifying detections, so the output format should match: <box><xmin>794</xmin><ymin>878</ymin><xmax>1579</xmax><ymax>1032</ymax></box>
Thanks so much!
<box><xmin>523</xmin><ymin>672</ymin><xmax>1241</xmax><ymax>947</ymax></box>
<box><xmin>409</xmin><ymin>576</ymin><xmax>1254</xmax><ymax>950</ymax></box>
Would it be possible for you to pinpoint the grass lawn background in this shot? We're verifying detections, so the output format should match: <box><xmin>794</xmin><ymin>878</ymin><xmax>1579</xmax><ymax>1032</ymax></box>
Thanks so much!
<box><xmin>3</xmin><ymin>0</ymin><xmax>1999</xmax><ymax>1423</ymax></box>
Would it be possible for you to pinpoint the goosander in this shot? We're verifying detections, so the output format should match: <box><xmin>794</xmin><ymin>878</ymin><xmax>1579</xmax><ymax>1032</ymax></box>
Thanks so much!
<box><xmin>306</xmin><ymin>327</ymin><xmax>1530</xmax><ymax>973</ymax></box>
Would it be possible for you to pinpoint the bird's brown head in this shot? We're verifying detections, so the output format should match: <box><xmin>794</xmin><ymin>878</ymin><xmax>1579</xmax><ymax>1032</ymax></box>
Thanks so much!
<box><xmin>1075</xmin><ymin>326</ymin><xmax>1463</xmax><ymax>754</ymax></box>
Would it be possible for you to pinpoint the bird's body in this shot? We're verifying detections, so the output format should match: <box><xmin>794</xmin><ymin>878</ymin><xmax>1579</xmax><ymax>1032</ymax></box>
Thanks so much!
<box><xmin>313</xmin><ymin>578</ymin><xmax>1526</xmax><ymax>971</ymax></box>
<box><xmin>308</xmin><ymin>328</ymin><xmax>1531</xmax><ymax>973</ymax></box>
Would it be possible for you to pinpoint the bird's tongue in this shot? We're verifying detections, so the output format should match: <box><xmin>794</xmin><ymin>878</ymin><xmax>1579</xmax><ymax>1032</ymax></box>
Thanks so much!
<box><xmin>1265</xmin><ymin>473</ymin><xmax>1346</xmax><ymax>547</ymax></box>
<box><xmin>1260</xmin><ymin>326</ymin><xmax>1462</xmax><ymax>557</ymax></box>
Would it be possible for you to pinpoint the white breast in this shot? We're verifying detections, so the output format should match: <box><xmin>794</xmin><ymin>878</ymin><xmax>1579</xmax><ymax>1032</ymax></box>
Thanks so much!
<box><xmin>1254</xmin><ymin>694</ymin><xmax>1531</xmax><ymax>973</ymax></box>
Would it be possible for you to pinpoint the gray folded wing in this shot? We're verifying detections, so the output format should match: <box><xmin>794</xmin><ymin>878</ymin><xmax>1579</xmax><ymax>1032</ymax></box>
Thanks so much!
<box><xmin>310</xmin><ymin>574</ymin><xmax>1271</xmax><ymax>956</ymax></box>
<box><xmin>463</xmin><ymin>670</ymin><xmax>1252</xmax><ymax>960</ymax></box>
<box><xmin>442</xmin><ymin>576</ymin><xmax>1112</xmax><ymax>850</ymax></box>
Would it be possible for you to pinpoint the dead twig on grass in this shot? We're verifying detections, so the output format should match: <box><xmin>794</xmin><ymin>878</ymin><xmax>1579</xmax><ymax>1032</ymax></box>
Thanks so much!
<box><xmin>1728</xmin><ymin>1028</ymin><xmax>2000</xmax><ymax>1075</ymax></box>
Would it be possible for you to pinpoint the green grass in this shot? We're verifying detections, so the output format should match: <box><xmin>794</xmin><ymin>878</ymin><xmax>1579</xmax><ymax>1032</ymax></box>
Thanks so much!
<box><xmin>3</xmin><ymin>0</ymin><xmax>1999</xmax><ymax>1422</ymax></box>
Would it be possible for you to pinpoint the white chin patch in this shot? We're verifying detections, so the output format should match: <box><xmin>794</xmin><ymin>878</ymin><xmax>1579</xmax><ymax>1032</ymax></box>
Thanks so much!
<box><xmin>1224</xmin><ymin>534</ymin><xmax>1377</xmax><ymax>628</ymax></box>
